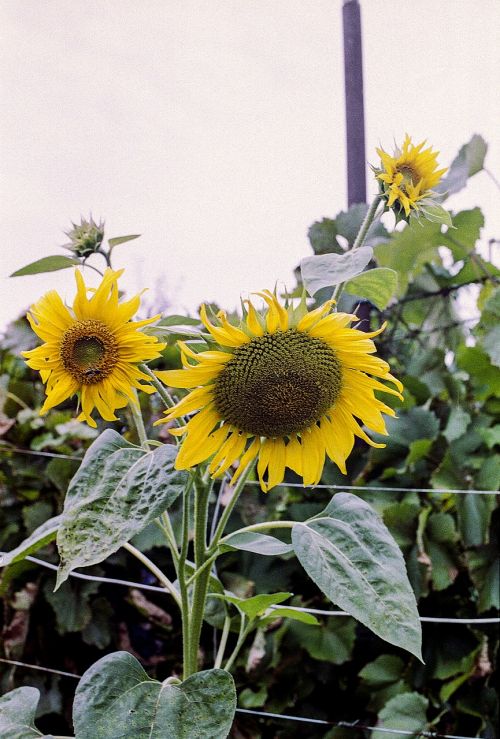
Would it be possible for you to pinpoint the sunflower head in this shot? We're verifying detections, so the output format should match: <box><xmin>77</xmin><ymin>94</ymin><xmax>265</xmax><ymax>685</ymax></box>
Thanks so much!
<box><xmin>23</xmin><ymin>269</ymin><xmax>165</xmax><ymax>427</ymax></box>
<box><xmin>155</xmin><ymin>291</ymin><xmax>403</xmax><ymax>492</ymax></box>
<box><xmin>373</xmin><ymin>135</ymin><xmax>447</xmax><ymax>222</ymax></box>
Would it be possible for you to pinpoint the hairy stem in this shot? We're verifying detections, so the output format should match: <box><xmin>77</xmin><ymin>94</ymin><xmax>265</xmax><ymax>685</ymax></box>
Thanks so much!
<box><xmin>128</xmin><ymin>393</ymin><xmax>149</xmax><ymax>449</ymax></box>
<box><xmin>208</xmin><ymin>461</ymin><xmax>256</xmax><ymax>553</ymax></box>
<box><xmin>139</xmin><ymin>363</ymin><xmax>185</xmax><ymax>422</ymax></box>
<box><xmin>214</xmin><ymin>615</ymin><xmax>232</xmax><ymax>669</ymax></box>
<box><xmin>332</xmin><ymin>194</ymin><xmax>382</xmax><ymax>302</ymax></box>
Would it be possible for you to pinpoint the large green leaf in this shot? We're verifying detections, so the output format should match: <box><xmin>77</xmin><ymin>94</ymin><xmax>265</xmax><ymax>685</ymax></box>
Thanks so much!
<box><xmin>291</xmin><ymin>493</ymin><xmax>422</xmax><ymax>659</ymax></box>
<box><xmin>10</xmin><ymin>255</ymin><xmax>80</xmax><ymax>277</ymax></box>
<box><xmin>344</xmin><ymin>267</ymin><xmax>398</xmax><ymax>309</ymax></box>
<box><xmin>56</xmin><ymin>430</ymin><xmax>187</xmax><ymax>587</ymax></box>
<box><xmin>73</xmin><ymin>652</ymin><xmax>236</xmax><ymax>739</ymax></box>
<box><xmin>300</xmin><ymin>246</ymin><xmax>373</xmax><ymax>295</ymax></box>
<box><xmin>0</xmin><ymin>687</ymin><xmax>51</xmax><ymax>738</ymax></box>
<box><xmin>0</xmin><ymin>515</ymin><xmax>61</xmax><ymax>567</ymax></box>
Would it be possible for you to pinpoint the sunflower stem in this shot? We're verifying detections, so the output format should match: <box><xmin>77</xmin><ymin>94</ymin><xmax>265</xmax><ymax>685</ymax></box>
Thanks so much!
<box><xmin>128</xmin><ymin>394</ymin><xmax>149</xmax><ymax>449</ymax></box>
<box><xmin>139</xmin><ymin>363</ymin><xmax>186</xmax><ymax>424</ymax></box>
<box><xmin>208</xmin><ymin>461</ymin><xmax>256</xmax><ymax>554</ymax></box>
<box><xmin>178</xmin><ymin>478</ymin><xmax>194</xmax><ymax>680</ymax></box>
<box><xmin>185</xmin><ymin>472</ymin><xmax>215</xmax><ymax>676</ymax></box>
<box><xmin>123</xmin><ymin>542</ymin><xmax>182</xmax><ymax>610</ymax></box>
<box><xmin>332</xmin><ymin>193</ymin><xmax>382</xmax><ymax>302</ymax></box>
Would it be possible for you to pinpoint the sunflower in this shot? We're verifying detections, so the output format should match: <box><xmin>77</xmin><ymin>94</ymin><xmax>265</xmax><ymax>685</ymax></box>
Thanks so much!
<box><xmin>155</xmin><ymin>291</ymin><xmax>403</xmax><ymax>492</ymax></box>
<box><xmin>23</xmin><ymin>269</ymin><xmax>165</xmax><ymax>427</ymax></box>
<box><xmin>375</xmin><ymin>134</ymin><xmax>447</xmax><ymax>218</ymax></box>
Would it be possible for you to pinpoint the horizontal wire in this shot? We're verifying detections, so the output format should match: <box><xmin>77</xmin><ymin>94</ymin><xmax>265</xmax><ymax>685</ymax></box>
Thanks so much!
<box><xmin>0</xmin><ymin>658</ymin><xmax>79</xmax><ymax>679</ymax></box>
<box><xmin>0</xmin><ymin>447</ymin><xmax>497</xmax><ymax>496</ymax></box>
<box><xmin>0</xmin><ymin>660</ymin><xmax>483</xmax><ymax>739</ymax></box>
<box><xmin>245</xmin><ymin>481</ymin><xmax>499</xmax><ymax>495</ymax></box>
<box><xmin>235</xmin><ymin>708</ymin><xmax>480</xmax><ymax>739</ymax></box>
<box><xmin>5</xmin><ymin>554</ymin><xmax>498</xmax><ymax>625</ymax></box>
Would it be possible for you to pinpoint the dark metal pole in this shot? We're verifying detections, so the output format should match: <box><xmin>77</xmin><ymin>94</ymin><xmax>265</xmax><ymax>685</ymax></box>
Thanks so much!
<box><xmin>342</xmin><ymin>0</ymin><xmax>366</xmax><ymax>206</ymax></box>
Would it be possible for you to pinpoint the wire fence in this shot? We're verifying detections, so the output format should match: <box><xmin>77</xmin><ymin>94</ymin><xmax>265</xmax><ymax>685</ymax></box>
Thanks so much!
<box><xmin>1</xmin><ymin>444</ymin><xmax>498</xmax><ymax>738</ymax></box>
<box><xmin>0</xmin><ymin>656</ymin><xmax>489</xmax><ymax>739</ymax></box>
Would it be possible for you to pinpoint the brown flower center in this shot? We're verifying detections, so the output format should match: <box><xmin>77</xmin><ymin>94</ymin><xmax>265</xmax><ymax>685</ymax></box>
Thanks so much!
<box><xmin>60</xmin><ymin>320</ymin><xmax>118</xmax><ymax>384</ymax></box>
<box><xmin>213</xmin><ymin>328</ymin><xmax>342</xmax><ymax>437</ymax></box>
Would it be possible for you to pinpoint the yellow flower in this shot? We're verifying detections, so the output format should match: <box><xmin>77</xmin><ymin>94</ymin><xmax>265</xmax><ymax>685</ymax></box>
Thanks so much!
<box><xmin>155</xmin><ymin>291</ymin><xmax>402</xmax><ymax>492</ymax></box>
<box><xmin>375</xmin><ymin>134</ymin><xmax>447</xmax><ymax>219</ymax></box>
<box><xmin>23</xmin><ymin>269</ymin><xmax>165</xmax><ymax>427</ymax></box>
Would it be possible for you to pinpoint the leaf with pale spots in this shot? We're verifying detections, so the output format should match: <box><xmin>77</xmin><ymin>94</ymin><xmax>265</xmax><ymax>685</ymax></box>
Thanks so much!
<box><xmin>292</xmin><ymin>493</ymin><xmax>422</xmax><ymax>660</ymax></box>
<box><xmin>56</xmin><ymin>430</ymin><xmax>188</xmax><ymax>588</ymax></box>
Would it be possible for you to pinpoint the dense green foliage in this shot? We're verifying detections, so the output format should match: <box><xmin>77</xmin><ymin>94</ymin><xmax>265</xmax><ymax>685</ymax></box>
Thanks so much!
<box><xmin>0</xmin><ymin>140</ymin><xmax>498</xmax><ymax>737</ymax></box>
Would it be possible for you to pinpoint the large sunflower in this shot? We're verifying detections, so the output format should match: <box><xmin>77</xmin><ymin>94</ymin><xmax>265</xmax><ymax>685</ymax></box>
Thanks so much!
<box><xmin>23</xmin><ymin>269</ymin><xmax>165</xmax><ymax>427</ymax></box>
<box><xmin>155</xmin><ymin>292</ymin><xmax>403</xmax><ymax>492</ymax></box>
<box><xmin>375</xmin><ymin>134</ymin><xmax>447</xmax><ymax>218</ymax></box>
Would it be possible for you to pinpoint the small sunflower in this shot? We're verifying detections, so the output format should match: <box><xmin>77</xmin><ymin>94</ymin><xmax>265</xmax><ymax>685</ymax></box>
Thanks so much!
<box><xmin>23</xmin><ymin>269</ymin><xmax>165</xmax><ymax>427</ymax></box>
<box><xmin>374</xmin><ymin>134</ymin><xmax>447</xmax><ymax>219</ymax></box>
<box><xmin>155</xmin><ymin>291</ymin><xmax>403</xmax><ymax>492</ymax></box>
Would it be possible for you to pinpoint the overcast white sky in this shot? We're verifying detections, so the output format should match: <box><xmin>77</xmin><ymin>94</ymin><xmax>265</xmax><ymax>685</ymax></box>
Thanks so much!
<box><xmin>1</xmin><ymin>0</ymin><xmax>499</xmax><ymax>328</ymax></box>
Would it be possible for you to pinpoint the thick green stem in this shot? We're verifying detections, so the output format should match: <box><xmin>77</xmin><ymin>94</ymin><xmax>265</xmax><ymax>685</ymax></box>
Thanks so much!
<box><xmin>128</xmin><ymin>393</ymin><xmax>149</xmax><ymax>449</ymax></box>
<box><xmin>185</xmin><ymin>474</ymin><xmax>213</xmax><ymax>676</ymax></box>
<box><xmin>123</xmin><ymin>542</ymin><xmax>182</xmax><ymax>610</ymax></box>
<box><xmin>139</xmin><ymin>363</ymin><xmax>185</xmax><ymax>423</ymax></box>
<box><xmin>178</xmin><ymin>479</ymin><xmax>193</xmax><ymax>680</ymax></box>
<box><xmin>209</xmin><ymin>461</ymin><xmax>256</xmax><ymax>553</ymax></box>
<box><xmin>332</xmin><ymin>194</ymin><xmax>382</xmax><ymax>302</ymax></box>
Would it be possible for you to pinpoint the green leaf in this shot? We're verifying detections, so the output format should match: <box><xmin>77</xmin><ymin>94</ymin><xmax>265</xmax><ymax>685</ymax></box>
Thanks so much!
<box><xmin>344</xmin><ymin>267</ymin><xmax>398</xmax><ymax>309</ymax></box>
<box><xmin>56</xmin><ymin>430</ymin><xmax>187</xmax><ymax>587</ymax></box>
<box><xmin>0</xmin><ymin>515</ymin><xmax>62</xmax><ymax>568</ymax></box>
<box><xmin>417</xmin><ymin>203</ymin><xmax>453</xmax><ymax>227</ymax></box>
<box><xmin>292</xmin><ymin>493</ymin><xmax>422</xmax><ymax>659</ymax></box>
<box><xmin>443</xmin><ymin>406</ymin><xmax>471</xmax><ymax>443</ymax></box>
<box><xmin>73</xmin><ymin>652</ymin><xmax>236</xmax><ymax>739</ymax></box>
<box><xmin>482</xmin><ymin>325</ymin><xmax>500</xmax><ymax>368</ymax></box>
<box><xmin>372</xmin><ymin>692</ymin><xmax>429</xmax><ymax>739</ymax></box>
<box><xmin>442</xmin><ymin>208</ymin><xmax>484</xmax><ymax>258</ymax></box>
<box><xmin>155</xmin><ymin>314</ymin><xmax>201</xmax><ymax>327</ymax></box>
<box><xmin>307</xmin><ymin>218</ymin><xmax>344</xmax><ymax>255</ymax></box>
<box><xmin>300</xmin><ymin>246</ymin><xmax>373</xmax><ymax>295</ymax></box>
<box><xmin>359</xmin><ymin>655</ymin><xmax>406</xmax><ymax>687</ymax></box>
<box><xmin>222</xmin><ymin>531</ymin><xmax>293</xmax><ymax>556</ymax></box>
<box><xmin>288</xmin><ymin>617</ymin><xmax>355</xmax><ymax>664</ymax></box>
<box><xmin>222</xmin><ymin>591</ymin><xmax>292</xmax><ymax>620</ymax></box>
<box><xmin>10</xmin><ymin>255</ymin><xmax>80</xmax><ymax>277</ymax></box>
<box><xmin>44</xmin><ymin>576</ymin><xmax>100</xmax><ymax>634</ymax></box>
<box><xmin>262</xmin><ymin>606</ymin><xmax>319</xmax><ymax>625</ymax></box>
<box><xmin>108</xmin><ymin>234</ymin><xmax>141</xmax><ymax>247</ymax></box>
<box><xmin>0</xmin><ymin>687</ymin><xmax>49</xmax><ymax>738</ymax></box>
<box><xmin>437</xmin><ymin>134</ymin><xmax>488</xmax><ymax>197</ymax></box>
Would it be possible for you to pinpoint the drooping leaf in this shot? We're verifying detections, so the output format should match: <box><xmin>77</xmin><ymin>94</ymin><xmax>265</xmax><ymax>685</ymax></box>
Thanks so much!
<box><xmin>300</xmin><ymin>246</ymin><xmax>373</xmax><ymax>295</ymax></box>
<box><xmin>436</xmin><ymin>134</ymin><xmax>488</xmax><ymax>197</ymax></box>
<box><xmin>107</xmin><ymin>234</ymin><xmax>141</xmax><ymax>247</ymax></box>
<box><xmin>0</xmin><ymin>515</ymin><xmax>62</xmax><ymax>568</ymax></box>
<box><xmin>10</xmin><ymin>255</ymin><xmax>80</xmax><ymax>277</ymax></box>
<box><xmin>292</xmin><ymin>493</ymin><xmax>422</xmax><ymax>659</ymax></box>
<box><xmin>344</xmin><ymin>267</ymin><xmax>398</xmax><ymax>309</ymax></box>
<box><xmin>261</xmin><ymin>606</ymin><xmax>319</xmax><ymax>625</ymax></box>
<box><xmin>0</xmin><ymin>687</ymin><xmax>50</xmax><ymax>738</ymax></box>
<box><xmin>73</xmin><ymin>652</ymin><xmax>236</xmax><ymax>739</ymax></box>
<box><xmin>222</xmin><ymin>531</ymin><xmax>293</xmax><ymax>556</ymax></box>
<box><xmin>56</xmin><ymin>430</ymin><xmax>187</xmax><ymax>587</ymax></box>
